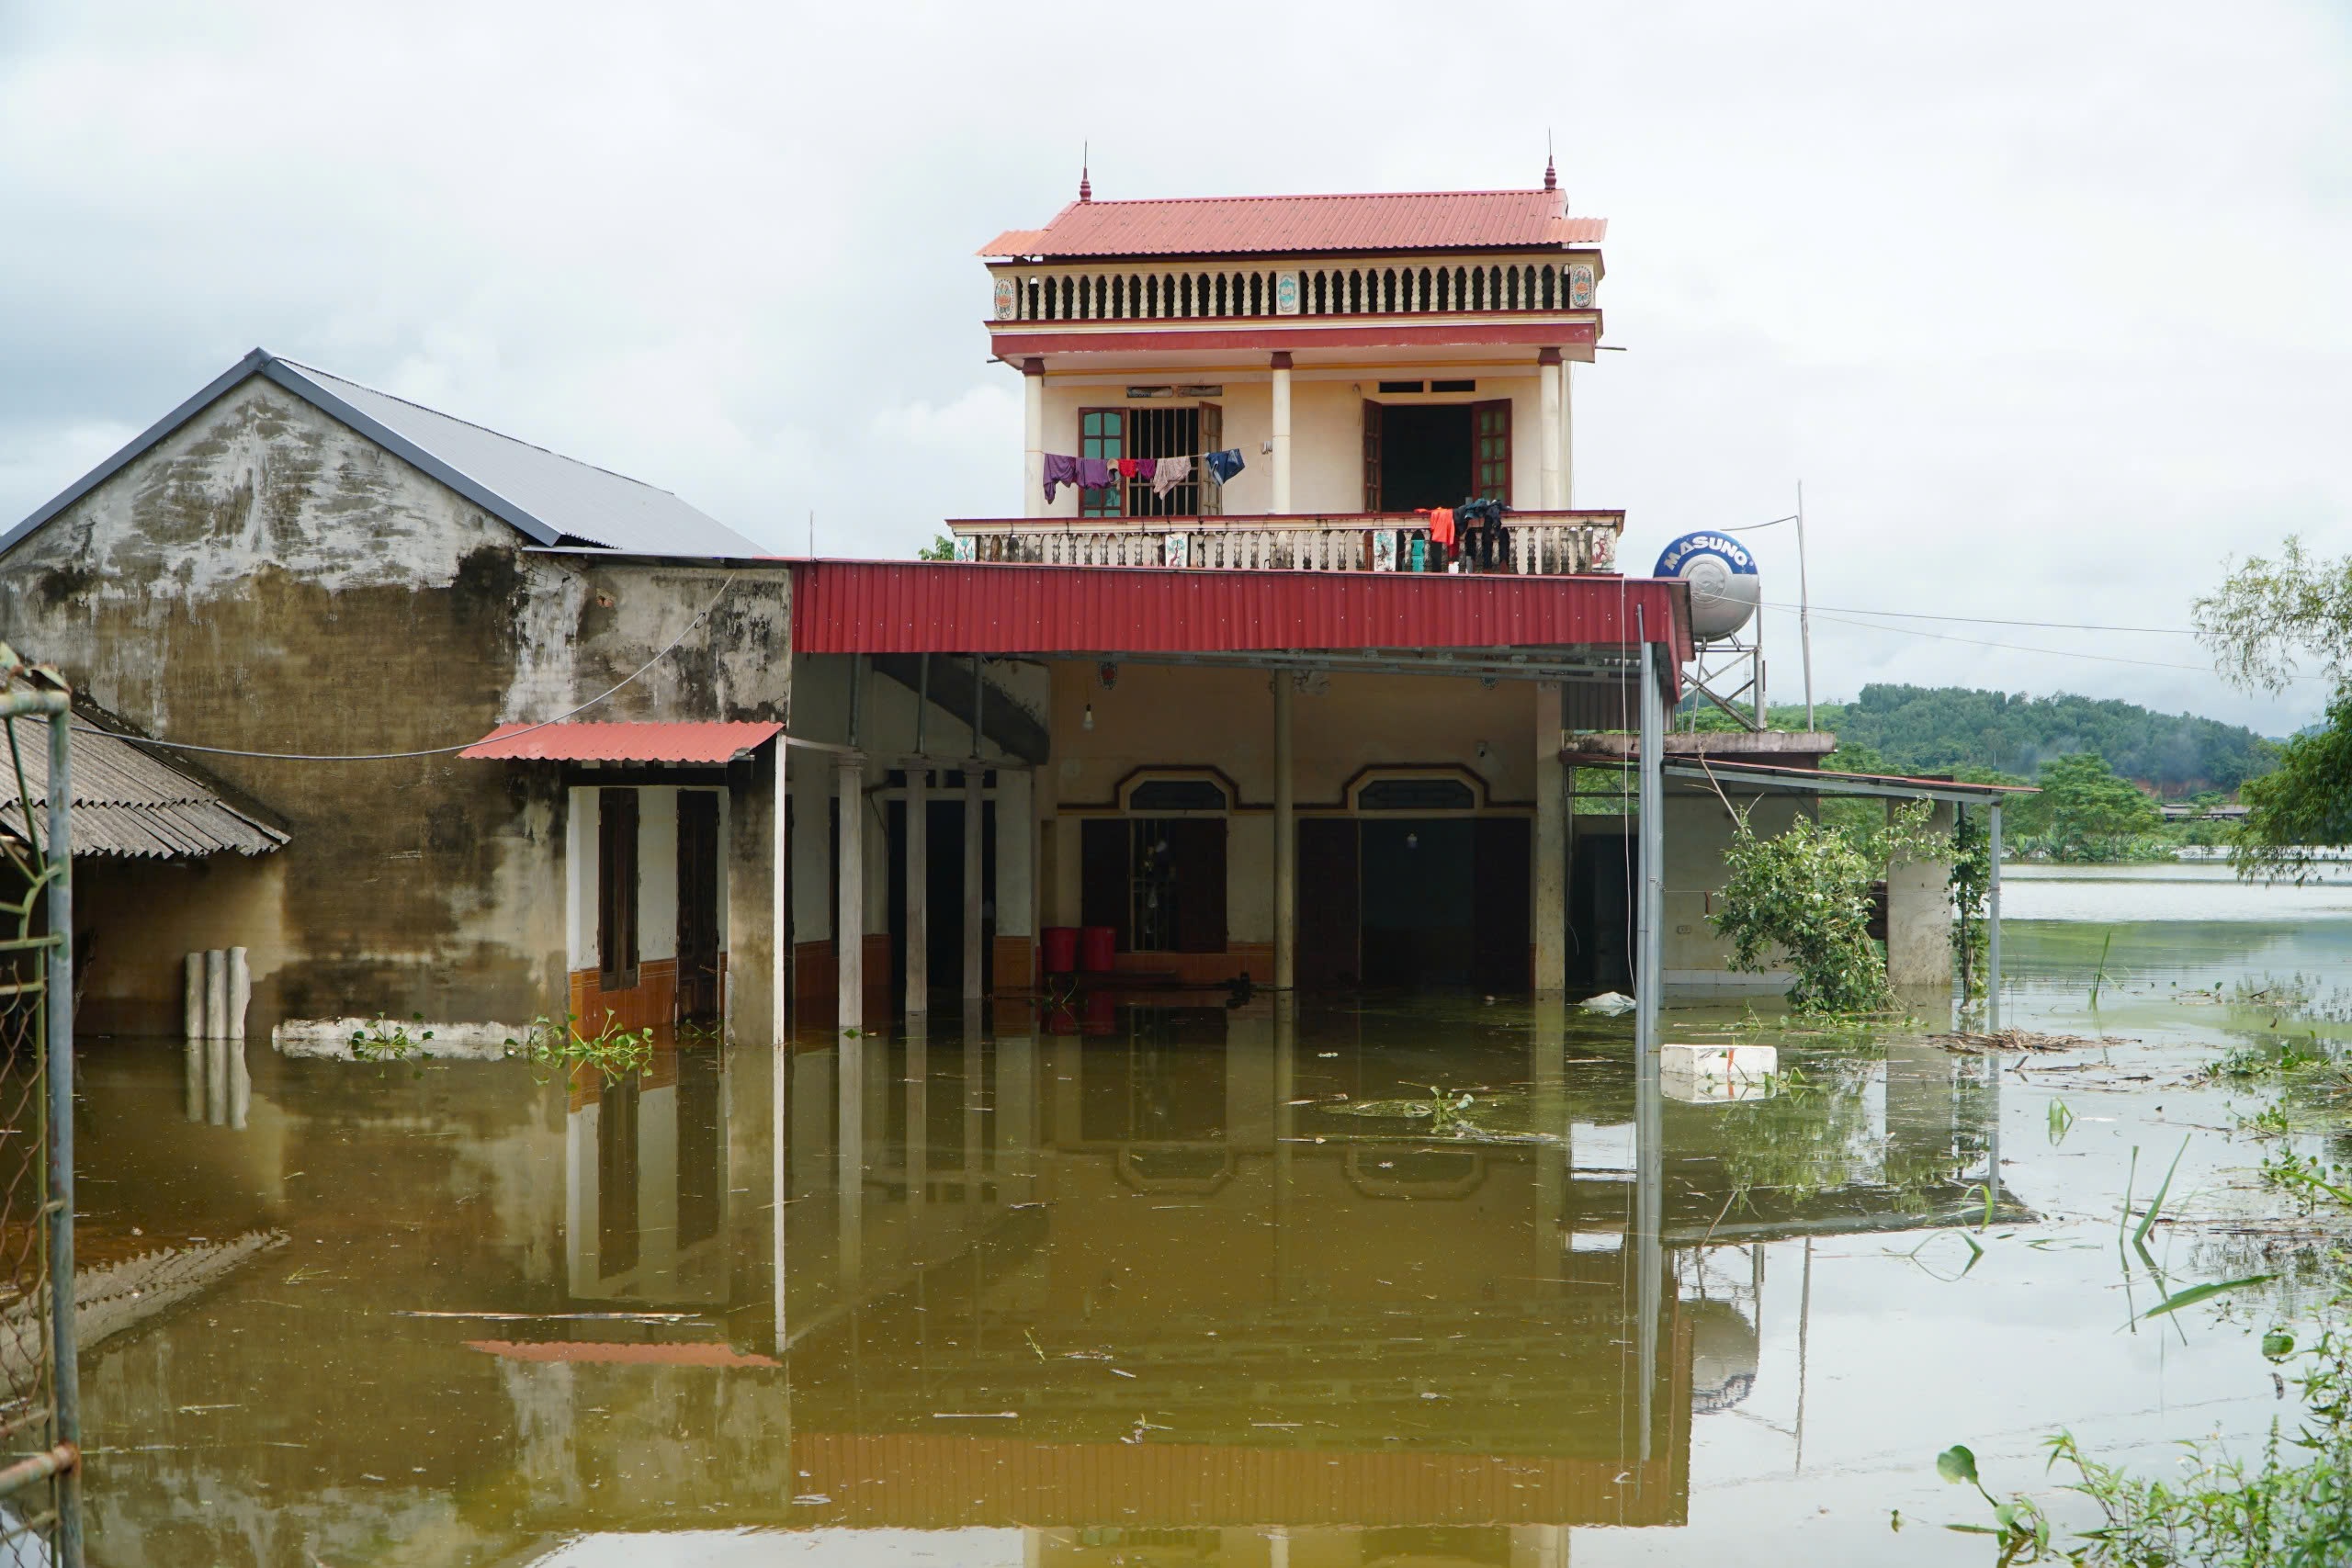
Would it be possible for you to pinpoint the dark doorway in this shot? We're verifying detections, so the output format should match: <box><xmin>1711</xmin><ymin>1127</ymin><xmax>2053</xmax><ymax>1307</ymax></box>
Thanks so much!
<box><xmin>1376</xmin><ymin>404</ymin><xmax>1474</xmax><ymax>513</ymax></box>
<box><xmin>887</xmin><ymin>784</ymin><xmax>997</xmax><ymax>1006</ymax></box>
<box><xmin>1472</xmin><ymin>817</ymin><xmax>1532</xmax><ymax>993</ymax></box>
<box><xmin>1568</xmin><ymin>829</ymin><xmax>1634</xmax><ymax>991</ymax></box>
<box><xmin>1076</xmin><ymin>818</ymin><xmax>1228</xmax><ymax>953</ymax></box>
<box><xmin>1360</xmin><ymin>818</ymin><xmax>1476</xmax><ymax>987</ymax></box>
<box><xmin>1297</xmin><ymin>818</ymin><xmax>1361</xmax><ymax>988</ymax></box>
<box><xmin>675</xmin><ymin>792</ymin><xmax>721</xmax><ymax>1021</ymax></box>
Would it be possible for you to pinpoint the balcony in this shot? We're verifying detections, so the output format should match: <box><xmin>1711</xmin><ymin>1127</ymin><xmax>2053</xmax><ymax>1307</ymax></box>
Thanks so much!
<box><xmin>946</xmin><ymin>511</ymin><xmax>1623</xmax><ymax>577</ymax></box>
<box><xmin>989</xmin><ymin>252</ymin><xmax>1598</xmax><ymax>324</ymax></box>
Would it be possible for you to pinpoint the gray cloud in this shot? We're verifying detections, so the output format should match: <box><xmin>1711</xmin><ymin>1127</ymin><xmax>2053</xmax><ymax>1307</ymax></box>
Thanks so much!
<box><xmin>3</xmin><ymin>0</ymin><xmax>2345</xmax><ymax>733</ymax></box>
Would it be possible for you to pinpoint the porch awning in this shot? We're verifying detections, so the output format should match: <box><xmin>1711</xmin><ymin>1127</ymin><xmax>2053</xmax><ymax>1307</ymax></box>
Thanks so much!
<box><xmin>1662</xmin><ymin>757</ymin><xmax>2037</xmax><ymax>806</ymax></box>
<box><xmin>0</xmin><ymin>723</ymin><xmax>288</xmax><ymax>858</ymax></box>
<box><xmin>458</xmin><ymin>720</ymin><xmax>781</xmax><ymax>764</ymax></box>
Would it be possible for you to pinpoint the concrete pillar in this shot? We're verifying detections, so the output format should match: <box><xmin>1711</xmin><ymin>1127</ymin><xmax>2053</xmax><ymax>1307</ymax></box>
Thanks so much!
<box><xmin>905</xmin><ymin>765</ymin><xmax>929</xmax><ymax>1014</ymax></box>
<box><xmin>1269</xmin><ymin>352</ymin><xmax>1294</xmax><ymax>513</ymax></box>
<box><xmin>786</xmin><ymin>738</ymin><xmax>804</xmax><ymax>1043</ymax></box>
<box><xmin>834</xmin><ymin>755</ymin><xmax>864</xmax><ymax>1034</ymax></box>
<box><xmin>1272</xmin><ymin>674</ymin><xmax>1295</xmax><ymax>991</ymax></box>
<box><xmin>1886</xmin><ymin>798</ymin><xmax>1955</xmax><ymax>989</ymax></box>
<box><xmin>994</xmin><ymin>769</ymin><xmax>1034</xmax><ymax>993</ymax></box>
<box><xmin>1021</xmin><ymin>357</ymin><xmax>1046</xmax><ymax>518</ymax></box>
<box><xmin>1560</xmin><ymin>357</ymin><xmax>1576</xmax><ymax>509</ymax></box>
<box><xmin>1533</xmin><ymin>682</ymin><xmax>1566</xmax><ymax>992</ymax></box>
<box><xmin>227</xmin><ymin>946</ymin><xmax>250</xmax><ymax>1041</ymax></box>
<box><xmin>904</xmin><ymin>1018</ymin><xmax>928</xmax><ymax>1232</ymax></box>
<box><xmin>964</xmin><ymin>763</ymin><xmax>985</xmax><ymax>1002</ymax></box>
<box><xmin>183</xmin><ymin>953</ymin><xmax>203</xmax><ymax>1038</ymax></box>
<box><xmin>1988</xmin><ymin>804</ymin><xmax>2004</xmax><ymax>1030</ymax></box>
<box><xmin>203</xmin><ymin>949</ymin><xmax>227</xmax><ymax>1040</ymax></box>
<box><xmin>1537</xmin><ymin>349</ymin><xmax>1564</xmax><ymax>511</ymax></box>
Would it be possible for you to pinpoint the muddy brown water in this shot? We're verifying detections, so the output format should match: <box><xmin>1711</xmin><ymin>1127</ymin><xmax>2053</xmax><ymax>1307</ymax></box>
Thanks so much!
<box><xmin>56</xmin><ymin>863</ymin><xmax>2352</xmax><ymax>1565</ymax></box>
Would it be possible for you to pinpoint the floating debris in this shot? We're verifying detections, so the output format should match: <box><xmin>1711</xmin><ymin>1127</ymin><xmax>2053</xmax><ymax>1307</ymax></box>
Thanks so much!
<box><xmin>1580</xmin><ymin>991</ymin><xmax>1636</xmax><ymax>1016</ymax></box>
<box><xmin>1928</xmin><ymin>1029</ymin><xmax>2135</xmax><ymax>1055</ymax></box>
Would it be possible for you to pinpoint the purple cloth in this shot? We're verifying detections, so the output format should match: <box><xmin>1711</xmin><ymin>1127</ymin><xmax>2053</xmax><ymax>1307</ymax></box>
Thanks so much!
<box><xmin>1043</xmin><ymin>454</ymin><xmax>1080</xmax><ymax>503</ymax></box>
<box><xmin>1077</xmin><ymin>457</ymin><xmax>1116</xmax><ymax>491</ymax></box>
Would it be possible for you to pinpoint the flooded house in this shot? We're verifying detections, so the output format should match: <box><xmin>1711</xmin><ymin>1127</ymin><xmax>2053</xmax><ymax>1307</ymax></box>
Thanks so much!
<box><xmin>0</xmin><ymin>349</ymin><xmax>791</xmax><ymax>1043</ymax></box>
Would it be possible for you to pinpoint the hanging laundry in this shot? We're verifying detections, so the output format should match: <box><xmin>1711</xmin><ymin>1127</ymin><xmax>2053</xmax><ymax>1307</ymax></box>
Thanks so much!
<box><xmin>1204</xmin><ymin>448</ymin><xmax>1246</xmax><ymax>484</ymax></box>
<box><xmin>1152</xmin><ymin>455</ymin><xmax>1193</xmax><ymax>497</ymax></box>
<box><xmin>1422</xmin><ymin>506</ymin><xmax>1456</xmax><ymax>548</ymax></box>
<box><xmin>1116</xmin><ymin>456</ymin><xmax>1157</xmax><ymax>481</ymax></box>
<box><xmin>1077</xmin><ymin>457</ymin><xmax>1116</xmax><ymax>491</ymax></box>
<box><xmin>1043</xmin><ymin>454</ymin><xmax>1080</xmax><ymax>503</ymax></box>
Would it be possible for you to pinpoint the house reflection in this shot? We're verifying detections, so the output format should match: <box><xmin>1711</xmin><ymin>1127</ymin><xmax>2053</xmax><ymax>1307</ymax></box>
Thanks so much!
<box><xmin>563</xmin><ymin>1044</ymin><xmax>729</xmax><ymax>1305</ymax></box>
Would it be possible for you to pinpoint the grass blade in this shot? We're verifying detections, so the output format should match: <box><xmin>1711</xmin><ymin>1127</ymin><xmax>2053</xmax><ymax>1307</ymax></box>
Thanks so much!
<box><xmin>2134</xmin><ymin>1135</ymin><xmax>2190</xmax><ymax>1248</ymax></box>
<box><xmin>2132</xmin><ymin>1274</ymin><xmax>2273</xmax><ymax>1325</ymax></box>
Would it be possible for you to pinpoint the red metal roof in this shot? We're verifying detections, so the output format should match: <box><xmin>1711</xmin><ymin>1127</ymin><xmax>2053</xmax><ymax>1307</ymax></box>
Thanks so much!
<box><xmin>788</xmin><ymin>561</ymin><xmax>1691</xmax><ymax>666</ymax></box>
<box><xmin>980</xmin><ymin>191</ymin><xmax>1608</xmax><ymax>259</ymax></box>
<box><xmin>458</xmin><ymin>720</ymin><xmax>780</xmax><ymax>763</ymax></box>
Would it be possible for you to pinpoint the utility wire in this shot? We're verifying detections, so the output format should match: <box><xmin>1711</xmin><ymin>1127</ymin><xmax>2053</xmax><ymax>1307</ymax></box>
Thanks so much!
<box><xmin>1785</xmin><ymin>604</ymin><xmax>2248</xmax><ymax>676</ymax></box>
<box><xmin>81</xmin><ymin>575</ymin><xmax>741</xmax><ymax>762</ymax></box>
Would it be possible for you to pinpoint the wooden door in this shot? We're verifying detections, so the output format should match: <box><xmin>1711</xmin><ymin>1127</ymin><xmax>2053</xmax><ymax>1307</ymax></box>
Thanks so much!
<box><xmin>1297</xmin><ymin>818</ymin><xmax>1360</xmax><ymax>989</ymax></box>
<box><xmin>1472</xmin><ymin>816</ymin><xmax>1533</xmax><ymax>993</ymax></box>
<box><xmin>676</xmin><ymin>791</ymin><xmax>721</xmax><ymax>1021</ymax></box>
<box><xmin>597</xmin><ymin>788</ymin><xmax>639</xmax><ymax>990</ymax></box>
<box><xmin>1168</xmin><ymin>818</ymin><xmax>1228</xmax><ymax>954</ymax></box>
<box><xmin>1199</xmin><ymin>403</ymin><xmax>1224</xmax><ymax>516</ymax></box>
<box><xmin>1361</xmin><ymin>399</ymin><xmax>1383</xmax><ymax>511</ymax></box>
<box><xmin>1472</xmin><ymin>398</ymin><xmax>1512</xmax><ymax>502</ymax></box>
<box><xmin>1080</xmin><ymin>818</ymin><xmax>1130</xmax><ymax>950</ymax></box>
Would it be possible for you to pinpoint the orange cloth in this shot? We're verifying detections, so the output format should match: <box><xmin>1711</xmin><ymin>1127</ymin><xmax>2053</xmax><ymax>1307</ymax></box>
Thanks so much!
<box><xmin>1423</xmin><ymin>506</ymin><xmax>1456</xmax><ymax>547</ymax></box>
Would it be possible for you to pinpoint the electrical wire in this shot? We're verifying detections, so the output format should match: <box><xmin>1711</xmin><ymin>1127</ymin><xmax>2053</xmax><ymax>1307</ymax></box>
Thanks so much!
<box><xmin>79</xmin><ymin>575</ymin><xmax>741</xmax><ymax>761</ymax></box>
<box><xmin>1783</xmin><ymin>604</ymin><xmax>2265</xmax><ymax>677</ymax></box>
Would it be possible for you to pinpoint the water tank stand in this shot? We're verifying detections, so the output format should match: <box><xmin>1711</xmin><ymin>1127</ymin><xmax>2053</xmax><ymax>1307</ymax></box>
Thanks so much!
<box><xmin>1683</xmin><ymin>637</ymin><xmax>1767</xmax><ymax>732</ymax></box>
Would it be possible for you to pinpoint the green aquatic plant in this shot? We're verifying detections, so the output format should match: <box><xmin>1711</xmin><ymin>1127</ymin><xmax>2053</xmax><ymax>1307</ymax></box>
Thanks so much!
<box><xmin>1936</xmin><ymin>1442</ymin><xmax>2052</xmax><ymax>1560</ymax></box>
<box><xmin>2087</xmin><ymin>931</ymin><xmax>2115</xmax><ymax>1010</ymax></box>
<box><xmin>506</xmin><ymin>1010</ymin><xmax>655</xmax><ymax>1084</ymax></box>
<box><xmin>349</xmin><ymin>1013</ymin><xmax>434</xmax><ymax>1063</ymax></box>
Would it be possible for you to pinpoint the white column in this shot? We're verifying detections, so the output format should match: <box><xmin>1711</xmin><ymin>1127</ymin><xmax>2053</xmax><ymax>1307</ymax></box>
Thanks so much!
<box><xmin>964</xmin><ymin>763</ymin><xmax>985</xmax><ymax>1001</ymax></box>
<box><xmin>1269</xmin><ymin>353</ymin><xmax>1294</xmax><ymax>514</ymax></box>
<box><xmin>1022</xmin><ymin>359</ymin><xmax>1046</xmax><ymax>519</ymax></box>
<box><xmin>1533</xmin><ymin>682</ymin><xmax>1566</xmax><ymax>992</ymax></box>
<box><xmin>772</xmin><ymin>738</ymin><xmax>789</xmax><ymax>1044</ymax></box>
<box><xmin>1272</xmin><ymin>674</ymin><xmax>1295</xmax><ymax>990</ymax></box>
<box><xmin>835</xmin><ymin>755</ymin><xmax>864</xmax><ymax>1034</ymax></box>
<box><xmin>995</xmin><ymin>769</ymin><xmax>1034</xmax><ymax>993</ymax></box>
<box><xmin>1538</xmin><ymin>352</ymin><xmax>1565</xmax><ymax>511</ymax></box>
<box><xmin>1560</xmin><ymin>358</ymin><xmax>1576</xmax><ymax>509</ymax></box>
<box><xmin>905</xmin><ymin>765</ymin><xmax>928</xmax><ymax>1015</ymax></box>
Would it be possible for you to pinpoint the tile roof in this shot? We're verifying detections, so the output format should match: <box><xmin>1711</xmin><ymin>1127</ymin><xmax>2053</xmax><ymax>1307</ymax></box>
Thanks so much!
<box><xmin>980</xmin><ymin>190</ymin><xmax>1608</xmax><ymax>260</ymax></box>
<box><xmin>458</xmin><ymin>720</ymin><xmax>782</xmax><ymax>764</ymax></box>
<box><xmin>2</xmin><ymin>350</ymin><xmax>772</xmax><ymax>561</ymax></box>
<box><xmin>0</xmin><ymin>723</ymin><xmax>288</xmax><ymax>858</ymax></box>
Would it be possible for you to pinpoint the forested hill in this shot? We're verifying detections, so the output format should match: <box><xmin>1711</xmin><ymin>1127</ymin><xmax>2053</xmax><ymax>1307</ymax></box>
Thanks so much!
<box><xmin>1719</xmin><ymin>685</ymin><xmax>2271</xmax><ymax>795</ymax></box>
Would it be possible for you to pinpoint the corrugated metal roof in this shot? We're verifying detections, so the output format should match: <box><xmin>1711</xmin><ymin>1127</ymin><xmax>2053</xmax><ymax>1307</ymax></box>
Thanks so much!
<box><xmin>2</xmin><ymin>349</ymin><xmax>772</xmax><ymax>561</ymax></box>
<box><xmin>0</xmin><ymin>724</ymin><xmax>287</xmax><ymax>858</ymax></box>
<box><xmin>458</xmin><ymin>720</ymin><xmax>782</xmax><ymax>763</ymax></box>
<box><xmin>788</xmin><ymin>560</ymin><xmax>1691</xmax><ymax>664</ymax></box>
<box><xmin>980</xmin><ymin>190</ymin><xmax>1608</xmax><ymax>259</ymax></box>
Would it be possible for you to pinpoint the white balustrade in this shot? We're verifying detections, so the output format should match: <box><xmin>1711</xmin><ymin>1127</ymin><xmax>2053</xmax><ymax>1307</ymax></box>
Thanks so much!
<box><xmin>991</xmin><ymin>253</ymin><xmax>1599</xmax><ymax>324</ymax></box>
<box><xmin>951</xmin><ymin>513</ymin><xmax>1623</xmax><ymax>578</ymax></box>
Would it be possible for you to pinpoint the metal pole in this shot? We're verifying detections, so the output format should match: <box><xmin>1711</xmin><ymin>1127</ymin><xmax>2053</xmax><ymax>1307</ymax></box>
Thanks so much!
<box><xmin>1272</xmin><ymin>675</ymin><xmax>1295</xmax><ymax>991</ymax></box>
<box><xmin>45</xmin><ymin>706</ymin><xmax>83</xmax><ymax>1568</ymax></box>
<box><xmin>1796</xmin><ymin>480</ymin><xmax>1815</xmax><ymax>732</ymax></box>
<box><xmin>1634</xmin><ymin>632</ymin><xmax>1665</xmax><ymax>1469</ymax></box>
<box><xmin>964</xmin><ymin>658</ymin><xmax>984</xmax><ymax>1003</ymax></box>
<box><xmin>1987</xmin><ymin>803</ymin><xmax>2003</xmax><ymax>1031</ymax></box>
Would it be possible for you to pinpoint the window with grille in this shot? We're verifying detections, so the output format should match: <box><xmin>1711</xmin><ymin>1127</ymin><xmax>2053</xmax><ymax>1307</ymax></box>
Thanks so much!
<box><xmin>1078</xmin><ymin>407</ymin><xmax>1204</xmax><ymax>517</ymax></box>
<box><xmin>1357</xmin><ymin>776</ymin><xmax>1478</xmax><ymax>811</ymax></box>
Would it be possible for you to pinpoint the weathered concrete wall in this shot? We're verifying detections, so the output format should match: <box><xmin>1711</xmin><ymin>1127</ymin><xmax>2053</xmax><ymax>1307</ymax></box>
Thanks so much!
<box><xmin>0</xmin><ymin>373</ymin><xmax>788</xmax><ymax>1034</ymax></box>
<box><xmin>1886</xmin><ymin>799</ymin><xmax>1956</xmax><ymax>989</ymax></box>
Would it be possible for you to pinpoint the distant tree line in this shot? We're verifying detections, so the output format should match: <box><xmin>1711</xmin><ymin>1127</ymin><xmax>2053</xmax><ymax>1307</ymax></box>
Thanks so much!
<box><xmin>1690</xmin><ymin>684</ymin><xmax>2271</xmax><ymax>796</ymax></box>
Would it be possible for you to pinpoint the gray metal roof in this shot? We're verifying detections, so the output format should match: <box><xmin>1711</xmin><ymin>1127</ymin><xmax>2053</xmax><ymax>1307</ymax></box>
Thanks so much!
<box><xmin>0</xmin><ymin>349</ymin><xmax>774</xmax><ymax>560</ymax></box>
<box><xmin>0</xmin><ymin>722</ymin><xmax>288</xmax><ymax>858</ymax></box>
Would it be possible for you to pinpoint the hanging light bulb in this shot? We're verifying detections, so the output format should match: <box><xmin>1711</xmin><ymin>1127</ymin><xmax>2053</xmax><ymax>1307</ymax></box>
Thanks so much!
<box><xmin>1082</xmin><ymin>703</ymin><xmax>1094</xmax><ymax>731</ymax></box>
<box><xmin>1407</xmin><ymin>831</ymin><xmax>1419</xmax><ymax>851</ymax></box>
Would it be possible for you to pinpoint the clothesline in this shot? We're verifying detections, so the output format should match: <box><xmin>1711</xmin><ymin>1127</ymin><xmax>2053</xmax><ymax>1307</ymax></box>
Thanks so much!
<box><xmin>1043</xmin><ymin>448</ymin><xmax>1245</xmax><ymax>503</ymax></box>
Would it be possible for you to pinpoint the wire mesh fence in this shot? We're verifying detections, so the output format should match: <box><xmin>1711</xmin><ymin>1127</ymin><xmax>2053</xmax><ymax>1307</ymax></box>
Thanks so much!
<box><xmin>0</xmin><ymin>650</ymin><xmax>82</xmax><ymax>1568</ymax></box>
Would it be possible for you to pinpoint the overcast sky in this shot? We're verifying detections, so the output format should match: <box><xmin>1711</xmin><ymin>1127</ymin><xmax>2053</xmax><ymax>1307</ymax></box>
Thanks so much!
<box><xmin>3</xmin><ymin>1</ymin><xmax>2346</xmax><ymax>734</ymax></box>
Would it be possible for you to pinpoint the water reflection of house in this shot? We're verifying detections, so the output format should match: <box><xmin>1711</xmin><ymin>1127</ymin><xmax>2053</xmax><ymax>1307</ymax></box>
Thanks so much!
<box><xmin>564</xmin><ymin>1046</ymin><xmax>728</xmax><ymax>1304</ymax></box>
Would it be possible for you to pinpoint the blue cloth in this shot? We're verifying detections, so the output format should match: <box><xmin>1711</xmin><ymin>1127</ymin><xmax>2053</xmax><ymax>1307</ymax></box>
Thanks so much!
<box><xmin>1204</xmin><ymin>448</ymin><xmax>1245</xmax><ymax>484</ymax></box>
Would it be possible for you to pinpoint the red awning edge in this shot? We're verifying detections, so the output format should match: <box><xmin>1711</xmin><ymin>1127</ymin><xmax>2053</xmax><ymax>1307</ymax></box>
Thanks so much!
<box><xmin>458</xmin><ymin>720</ymin><xmax>782</xmax><ymax>764</ymax></box>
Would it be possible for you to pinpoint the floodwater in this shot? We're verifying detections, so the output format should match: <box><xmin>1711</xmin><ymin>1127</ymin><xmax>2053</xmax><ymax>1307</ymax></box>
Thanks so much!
<box><xmin>60</xmin><ymin>864</ymin><xmax>2352</xmax><ymax>1566</ymax></box>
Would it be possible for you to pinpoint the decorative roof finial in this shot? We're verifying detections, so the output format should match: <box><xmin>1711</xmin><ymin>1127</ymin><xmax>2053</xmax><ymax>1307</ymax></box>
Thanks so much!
<box><xmin>1080</xmin><ymin>142</ymin><xmax>1091</xmax><ymax>204</ymax></box>
<box><xmin>1544</xmin><ymin>132</ymin><xmax>1557</xmax><ymax>193</ymax></box>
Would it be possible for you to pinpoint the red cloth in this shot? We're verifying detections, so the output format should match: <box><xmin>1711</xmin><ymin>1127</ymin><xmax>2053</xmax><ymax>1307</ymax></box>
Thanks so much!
<box><xmin>1117</xmin><ymin>457</ymin><xmax>1147</xmax><ymax>479</ymax></box>
<box><xmin>1424</xmin><ymin>506</ymin><xmax>1456</xmax><ymax>547</ymax></box>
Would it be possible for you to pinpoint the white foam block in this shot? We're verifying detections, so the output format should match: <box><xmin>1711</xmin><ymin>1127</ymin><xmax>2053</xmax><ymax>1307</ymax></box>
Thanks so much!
<box><xmin>1660</xmin><ymin>1043</ymin><xmax>1778</xmax><ymax>1082</ymax></box>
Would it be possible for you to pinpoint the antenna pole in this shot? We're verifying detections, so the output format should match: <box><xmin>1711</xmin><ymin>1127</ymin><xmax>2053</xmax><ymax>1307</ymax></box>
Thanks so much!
<box><xmin>808</xmin><ymin>509</ymin><xmax>815</xmax><ymax>558</ymax></box>
<box><xmin>1796</xmin><ymin>479</ymin><xmax>1815</xmax><ymax>732</ymax></box>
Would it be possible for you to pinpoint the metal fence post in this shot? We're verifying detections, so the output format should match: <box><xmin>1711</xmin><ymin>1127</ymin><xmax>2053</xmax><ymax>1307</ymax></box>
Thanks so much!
<box><xmin>45</xmin><ymin>705</ymin><xmax>82</xmax><ymax>1568</ymax></box>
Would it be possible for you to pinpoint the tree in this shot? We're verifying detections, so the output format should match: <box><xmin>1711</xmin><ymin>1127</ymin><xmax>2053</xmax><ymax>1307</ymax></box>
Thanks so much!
<box><xmin>2196</xmin><ymin>538</ymin><xmax>2352</xmax><ymax>882</ymax></box>
<box><xmin>2034</xmin><ymin>753</ymin><xmax>2160</xmax><ymax>862</ymax></box>
<box><xmin>916</xmin><ymin>535</ymin><xmax>957</xmax><ymax>561</ymax></box>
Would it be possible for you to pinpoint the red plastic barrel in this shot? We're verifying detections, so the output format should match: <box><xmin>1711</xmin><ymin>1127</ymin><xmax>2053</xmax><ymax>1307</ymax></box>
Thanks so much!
<box><xmin>1082</xmin><ymin>989</ymin><xmax>1117</xmax><ymax>1035</ymax></box>
<box><xmin>1041</xmin><ymin>926</ymin><xmax>1079</xmax><ymax>974</ymax></box>
<box><xmin>1080</xmin><ymin>925</ymin><xmax>1117</xmax><ymax>973</ymax></box>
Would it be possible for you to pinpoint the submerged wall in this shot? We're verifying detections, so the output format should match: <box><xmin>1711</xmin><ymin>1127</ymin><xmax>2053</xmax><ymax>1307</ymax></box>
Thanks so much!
<box><xmin>0</xmin><ymin>373</ymin><xmax>788</xmax><ymax>1035</ymax></box>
